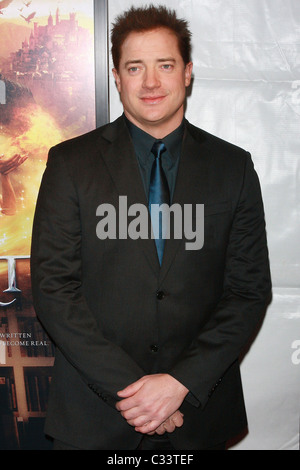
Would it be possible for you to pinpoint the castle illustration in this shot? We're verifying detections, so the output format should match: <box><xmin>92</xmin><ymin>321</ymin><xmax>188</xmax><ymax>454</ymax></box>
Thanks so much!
<box><xmin>7</xmin><ymin>9</ymin><xmax>91</xmax><ymax>80</ymax></box>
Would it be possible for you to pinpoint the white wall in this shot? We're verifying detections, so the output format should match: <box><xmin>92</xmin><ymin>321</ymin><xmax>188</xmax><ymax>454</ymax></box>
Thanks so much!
<box><xmin>107</xmin><ymin>0</ymin><xmax>300</xmax><ymax>450</ymax></box>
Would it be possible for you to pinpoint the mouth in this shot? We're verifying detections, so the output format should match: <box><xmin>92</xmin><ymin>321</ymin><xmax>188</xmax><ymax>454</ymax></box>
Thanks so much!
<box><xmin>140</xmin><ymin>95</ymin><xmax>166</xmax><ymax>105</ymax></box>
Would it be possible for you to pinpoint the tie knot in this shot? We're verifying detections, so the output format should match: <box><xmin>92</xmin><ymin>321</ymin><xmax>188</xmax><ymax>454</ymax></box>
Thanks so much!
<box><xmin>151</xmin><ymin>141</ymin><xmax>166</xmax><ymax>159</ymax></box>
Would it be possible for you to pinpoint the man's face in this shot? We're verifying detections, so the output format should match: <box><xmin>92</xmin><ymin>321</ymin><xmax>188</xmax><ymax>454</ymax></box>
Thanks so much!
<box><xmin>113</xmin><ymin>27</ymin><xmax>193</xmax><ymax>137</ymax></box>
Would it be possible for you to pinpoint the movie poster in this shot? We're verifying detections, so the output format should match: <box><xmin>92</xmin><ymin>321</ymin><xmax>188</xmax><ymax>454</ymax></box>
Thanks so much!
<box><xmin>0</xmin><ymin>0</ymin><xmax>96</xmax><ymax>449</ymax></box>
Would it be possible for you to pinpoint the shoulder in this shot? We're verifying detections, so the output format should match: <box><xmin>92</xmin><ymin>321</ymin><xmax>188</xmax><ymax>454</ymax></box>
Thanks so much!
<box><xmin>184</xmin><ymin>120</ymin><xmax>256</xmax><ymax>189</ymax></box>
<box><xmin>185</xmin><ymin>120</ymin><xmax>250</xmax><ymax>160</ymax></box>
<box><xmin>44</xmin><ymin>116</ymin><xmax>129</xmax><ymax>181</ymax></box>
<box><xmin>49</xmin><ymin>117</ymin><xmax>124</xmax><ymax>159</ymax></box>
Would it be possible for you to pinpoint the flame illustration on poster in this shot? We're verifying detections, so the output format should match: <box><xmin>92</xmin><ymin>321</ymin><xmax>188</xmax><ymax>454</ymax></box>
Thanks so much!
<box><xmin>0</xmin><ymin>0</ymin><xmax>95</xmax><ymax>449</ymax></box>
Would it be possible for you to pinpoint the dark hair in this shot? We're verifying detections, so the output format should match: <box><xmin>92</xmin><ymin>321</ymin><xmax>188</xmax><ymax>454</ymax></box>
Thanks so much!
<box><xmin>111</xmin><ymin>4</ymin><xmax>192</xmax><ymax>70</ymax></box>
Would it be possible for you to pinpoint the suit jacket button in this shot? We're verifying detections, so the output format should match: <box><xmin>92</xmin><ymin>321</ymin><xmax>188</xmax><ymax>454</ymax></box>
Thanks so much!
<box><xmin>150</xmin><ymin>344</ymin><xmax>159</xmax><ymax>352</ymax></box>
<box><xmin>156</xmin><ymin>291</ymin><xmax>165</xmax><ymax>300</ymax></box>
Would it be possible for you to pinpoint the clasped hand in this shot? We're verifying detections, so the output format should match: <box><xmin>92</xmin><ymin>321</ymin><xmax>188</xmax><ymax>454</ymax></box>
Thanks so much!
<box><xmin>115</xmin><ymin>373</ymin><xmax>188</xmax><ymax>435</ymax></box>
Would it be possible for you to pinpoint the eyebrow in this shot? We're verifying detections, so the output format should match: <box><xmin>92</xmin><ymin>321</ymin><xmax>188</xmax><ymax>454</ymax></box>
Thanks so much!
<box><xmin>124</xmin><ymin>58</ymin><xmax>176</xmax><ymax>68</ymax></box>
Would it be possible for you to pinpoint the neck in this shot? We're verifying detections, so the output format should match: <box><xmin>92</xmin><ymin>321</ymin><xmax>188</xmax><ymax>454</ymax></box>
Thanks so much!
<box><xmin>124</xmin><ymin>110</ymin><xmax>184</xmax><ymax>139</ymax></box>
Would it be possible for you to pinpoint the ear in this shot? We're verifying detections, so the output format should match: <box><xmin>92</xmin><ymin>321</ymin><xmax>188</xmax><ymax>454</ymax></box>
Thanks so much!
<box><xmin>112</xmin><ymin>68</ymin><xmax>121</xmax><ymax>93</ymax></box>
<box><xmin>184</xmin><ymin>62</ymin><xmax>193</xmax><ymax>87</ymax></box>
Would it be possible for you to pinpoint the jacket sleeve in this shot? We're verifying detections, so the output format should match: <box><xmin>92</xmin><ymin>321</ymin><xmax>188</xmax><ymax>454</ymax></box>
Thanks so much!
<box><xmin>30</xmin><ymin>146</ymin><xmax>145</xmax><ymax>408</ymax></box>
<box><xmin>169</xmin><ymin>153</ymin><xmax>272</xmax><ymax>409</ymax></box>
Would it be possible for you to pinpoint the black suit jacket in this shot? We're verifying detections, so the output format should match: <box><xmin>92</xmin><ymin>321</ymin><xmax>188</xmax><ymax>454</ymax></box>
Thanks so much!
<box><xmin>30</xmin><ymin>116</ymin><xmax>272</xmax><ymax>450</ymax></box>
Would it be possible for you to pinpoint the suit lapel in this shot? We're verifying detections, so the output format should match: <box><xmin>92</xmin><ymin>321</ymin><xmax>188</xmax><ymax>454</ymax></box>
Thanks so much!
<box><xmin>159</xmin><ymin>121</ymin><xmax>209</xmax><ymax>283</ymax></box>
<box><xmin>98</xmin><ymin>116</ymin><xmax>161</xmax><ymax>275</ymax></box>
<box><xmin>97</xmin><ymin>117</ymin><xmax>210</xmax><ymax>280</ymax></box>
<box><xmin>98</xmin><ymin>117</ymin><xmax>146</xmax><ymax>204</ymax></box>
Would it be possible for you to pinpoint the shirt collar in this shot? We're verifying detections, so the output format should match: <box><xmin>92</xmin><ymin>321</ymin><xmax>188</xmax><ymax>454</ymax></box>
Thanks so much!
<box><xmin>124</xmin><ymin>114</ymin><xmax>184</xmax><ymax>167</ymax></box>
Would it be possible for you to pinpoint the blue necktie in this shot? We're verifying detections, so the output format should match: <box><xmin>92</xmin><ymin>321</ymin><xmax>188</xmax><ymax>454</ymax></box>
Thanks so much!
<box><xmin>148</xmin><ymin>141</ymin><xmax>170</xmax><ymax>265</ymax></box>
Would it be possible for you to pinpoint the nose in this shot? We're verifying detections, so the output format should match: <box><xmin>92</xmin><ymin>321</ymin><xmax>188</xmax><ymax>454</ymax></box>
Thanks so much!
<box><xmin>142</xmin><ymin>67</ymin><xmax>160</xmax><ymax>89</ymax></box>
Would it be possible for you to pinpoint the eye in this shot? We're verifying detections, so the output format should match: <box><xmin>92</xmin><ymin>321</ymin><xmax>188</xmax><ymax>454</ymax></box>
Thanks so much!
<box><xmin>161</xmin><ymin>64</ymin><xmax>173</xmax><ymax>71</ymax></box>
<box><xmin>128</xmin><ymin>66</ymin><xmax>140</xmax><ymax>73</ymax></box>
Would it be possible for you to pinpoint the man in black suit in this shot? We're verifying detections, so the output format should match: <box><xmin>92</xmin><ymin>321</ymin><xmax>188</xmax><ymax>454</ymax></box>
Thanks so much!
<box><xmin>30</xmin><ymin>5</ymin><xmax>271</xmax><ymax>450</ymax></box>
